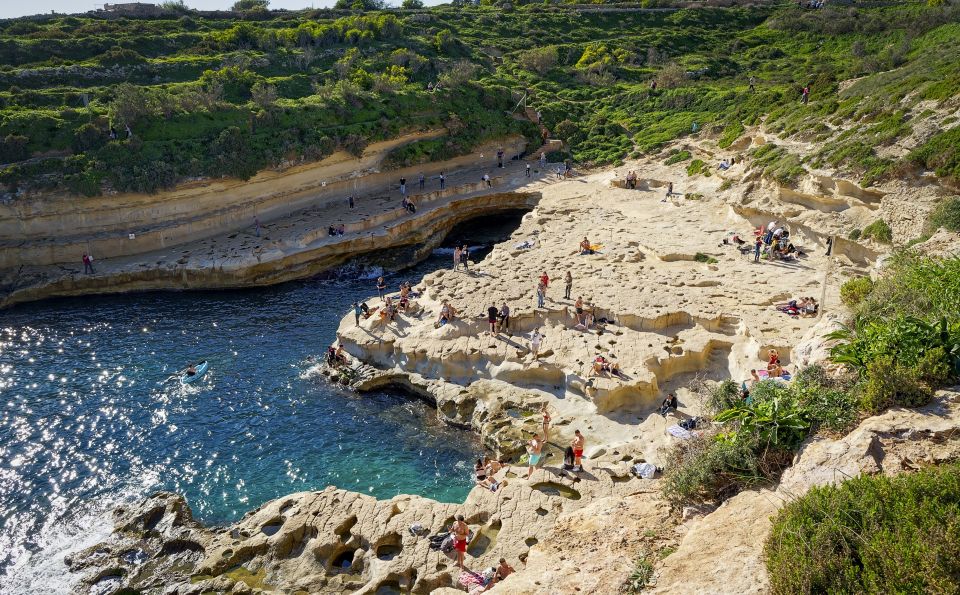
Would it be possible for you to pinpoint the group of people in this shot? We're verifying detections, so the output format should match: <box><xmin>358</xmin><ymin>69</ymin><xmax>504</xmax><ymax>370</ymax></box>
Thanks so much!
<box><xmin>474</xmin><ymin>457</ymin><xmax>508</xmax><ymax>492</ymax></box>
<box><xmin>437</xmin><ymin>299</ymin><xmax>458</xmax><ymax>327</ymax></box>
<box><xmin>452</xmin><ymin>245</ymin><xmax>471</xmax><ymax>271</ymax></box>
<box><xmin>624</xmin><ymin>170</ymin><xmax>639</xmax><ymax>189</ymax></box>
<box><xmin>327</xmin><ymin>224</ymin><xmax>346</xmax><ymax>237</ymax></box>
<box><xmin>753</xmin><ymin>220</ymin><xmax>801</xmax><ymax>262</ymax></box>
<box><xmin>777</xmin><ymin>296</ymin><xmax>819</xmax><ymax>317</ymax></box>
<box><xmin>446</xmin><ymin>514</ymin><xmax>516</xmax><ymax>587</ymax></box>
<box><xmin>486</xmin><ymin>303</ymin><xmax>511</xmax><ymax>335</ymax></box>
<box><xmin>401</xmin><ymin>196</ymin><xmax>417</xmax><ymax>213</ymax></box>
<box><xmin>325</xmin><ymin>344</ymin><xmax>349</xmax><ymax>368</ymax></box>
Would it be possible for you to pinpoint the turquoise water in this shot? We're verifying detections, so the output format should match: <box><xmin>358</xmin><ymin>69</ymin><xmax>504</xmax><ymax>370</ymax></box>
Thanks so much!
<box><xmin>0</xmin><ymin>254</ymin><xmax>480</xmax><ymax>592</ymax></box>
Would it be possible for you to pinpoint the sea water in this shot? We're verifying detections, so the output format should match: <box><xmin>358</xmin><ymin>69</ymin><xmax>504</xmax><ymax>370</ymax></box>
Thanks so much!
<box><xmin>0</xmin><ymin>254</ymin><xmax>480</xmax><ymax>593</ymax></box>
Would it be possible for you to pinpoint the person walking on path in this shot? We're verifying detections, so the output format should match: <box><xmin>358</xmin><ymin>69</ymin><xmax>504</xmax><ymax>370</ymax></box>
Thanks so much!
<box><xmin>571</xmin><ymin>430</ymin><xmax>585</xmax><ymax>472</ymax></box>
<box><xmin>418</xmin><ymin>172</ymin><xmax>425</xmax><ymax>190</ymax></box>
<box><xmin>450</xmin><ymin>515</ymin><xmax>469</xmax><ymax>570</ymax></box>
<box><xmin>453</xmin><ymin>246</ymin><xmax>461</xmax><ymax>270</ymax></box>
<box><xmin>564</xmin><ymin>271</ymin><xmax>573</xmax><ymax>300</ymax></box>
<box><xmin>376</xmin><ymin>276</ymin><xmax>387</xmax><ymax>301</ymax></box>
<box><xmin>82</xmin><ymin>253</ymin><xmax>95</xmax><ymax>274</ymax></box>
<box><xmin>439</xmin><ymin>172</ymin><xmax>445</xmax><ymax>190</ymax></box>
<box><xmin>399</xmin><ymin>176</ymin><xmax>406</xmax><ymax>196</ymax></box>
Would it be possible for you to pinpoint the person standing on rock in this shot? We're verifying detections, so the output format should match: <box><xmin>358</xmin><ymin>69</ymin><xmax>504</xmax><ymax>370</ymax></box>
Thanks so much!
<box><xmin>754</xmin><ymin>235</ymin><xmax>763</xmax><ymax>263</ymax></box>
<box><xmin>529</xmin><ymin>329</ymin><xmax>543</xmax><ymax>359</ymax></box>
<box><xmin>526</xmin><ymin>163</ymin><xmax>531</xmax><ymax>177</ymax></box>
<box><xmin>497</xmin><ymin>147</ymin><xmax>504</xmax><ymax>168</ymax></box>
<box><xmin>526</xmin><ymin>435</ymin><xmax>544</xmax><ymax>479</ymax></box>
<box><xmin>450</xmin><ymin>514</ymin><xmax>469</xmax><ymax>570</ymax></box>
<box><xmin>536</xmin><ymin>282</ymin><xmax>545</xmax><ymax>308</ymax></box>
<box><xmin>498</xmin><ymin>302</ymin><xmax>510</xmax><ymax>333</ymax></box>
<box><xmin>254</xmin><ymin>217</ymin><xmax>261</xmax><ymax>238</ymax></box>
<box><xmin>460</xmin><ymin>245</ymin><xmax>470</xmax><ymax>271</ymax></box>
<box><xmin>487</xmin><ymin>304</ymin><xmax>499</xmax><ymax>335</ymax></box>
<box><xmin>539</xmin><ymin>271</ymin><xmax>550</xmax><ymax>294</ymax></box>
<box><xmin>399</xmin><ymin>176</ymin><xmax>406</xmax><ymax>196</ymax></box>
<box><xmin>541</xmin><ymin>403</ymin><xmax>552</xmax><ymax>441</ymax></box>
<box><xmin>418</xmin><ymin>172</ymin><xmax>425</xmax><ymax>190</ymax></box>
<box><xmin>82</xmin><ymin>253</ymin><xmax>95</xmax><ymax>275</ymax></box>
<box><xmin>453</xmin><ymin>245</ymin><xmax>462</xmax><ymax>271</ymax></box>
<box><xmin>353</xmin><ymin>302</ymin><xmax>362</xmax><ymax>326</ymax></box>
<box><xmin>376</xmin><ymin>276</ymin><xmax>387</xmax><ymax>301</ymax></box>
<box><xmin>572</xmin><ymin>430</ymin><xmax>585</xmax><ymax>472</ymax></box>
<box><xmin>439</xmin><ymin>171</ymin><xmax>446</xmax><ymax>190</ymax></box>
<box><xmin>539</xmin><ymin>152</ymin><xmax>546</xmax><ymax>168</ymax></box>
<box><xmin>564</xmin><ymin>271</ymin><xmax>573</xmax><ymax>300</ymax></box>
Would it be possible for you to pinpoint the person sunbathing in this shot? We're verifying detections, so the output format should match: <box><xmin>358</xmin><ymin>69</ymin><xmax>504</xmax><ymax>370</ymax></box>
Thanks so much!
<box><xmin>592</xmin><ymin>355</ymin><xmax>621</xmax><ymax>376</ymax></box>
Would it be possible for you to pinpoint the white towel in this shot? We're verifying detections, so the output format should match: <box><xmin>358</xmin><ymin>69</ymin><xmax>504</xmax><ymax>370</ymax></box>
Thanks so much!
<box><xmin>667</xmin><ymin>425</ymin><xmax>692</xmax><ymax>440</ymax></box>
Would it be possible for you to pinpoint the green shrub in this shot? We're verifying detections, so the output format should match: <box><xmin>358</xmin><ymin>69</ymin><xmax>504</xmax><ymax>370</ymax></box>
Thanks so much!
<box><xmin>861</xmin><ymin>218</ymin><xmax>893</xmax><ymax>243</ymax></box>
<box><xmin>0</xmin><ymin>134</ymin><xmax>30</xmax><ymax>163</ymax></box>
<box><xmin>928</xmin><ymin>196</ymin><xmax>960</xmax><ymax>232</ymax></box>
<box><xmin>664</xmin><ymin>150</ymin><xmax>691</xmax><ymax>166</ymax></box>
<box><xmin>839</xmin><ymin>276</ymin><xmax>873</xmax><ymax>308</ymax></box>
<box><xmin>707</xmin><ymin>379</ymin><xmax>741</xmax><ymax>413</ymax></box>
<box><xmin>693</xmin><ymin>252</ymin><xmax>718</xmax><ymax>264</ymax></box>
<box><xmin>790</xmin><ymin>365</ymin><xmax>859</xmax><ymax>433</ymax></box>
<box><xmin>859</xmin><ymin>355</ymin><xmax>931</xmax><ymax>413</ymax></box>
<box><xmin>766</xmin><ymin>462</ymin><xmax>960</xmax><ymax>594</ymax></box>
<box><xmin>847</xmin><ymin>228</ymin><xmax>861</xmax><ymax>240</ymax></box>
<box><xmin>686</xmin><ymin>159</ymin><xmax>706</xmax><ymax>176</ymax></box>
<box><xmin>660</xmin><ymin>434</ymin><xmax>764</xmax><ymax>508</ymax></box>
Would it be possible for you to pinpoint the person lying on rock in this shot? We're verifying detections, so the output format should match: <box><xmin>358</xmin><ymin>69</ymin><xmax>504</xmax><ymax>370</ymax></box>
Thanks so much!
<box><xmin>591</xmin><ymin>355</ymin><xmax>621</xmax><ymax>377</ymax></box>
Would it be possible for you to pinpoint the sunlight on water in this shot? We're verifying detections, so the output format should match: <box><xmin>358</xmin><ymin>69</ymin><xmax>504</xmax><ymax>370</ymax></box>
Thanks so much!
<box><xmin>0</xmin><ymin>255</ymin><xmax>480</xmax><ymax>593</ymax></box>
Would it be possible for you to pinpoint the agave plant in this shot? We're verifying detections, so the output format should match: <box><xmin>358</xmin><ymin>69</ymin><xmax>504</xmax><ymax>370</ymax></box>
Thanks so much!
<box><xmin>715</xmin><ymin>396</ymin><xmax>811</xmax><ymax>450</ymax></box>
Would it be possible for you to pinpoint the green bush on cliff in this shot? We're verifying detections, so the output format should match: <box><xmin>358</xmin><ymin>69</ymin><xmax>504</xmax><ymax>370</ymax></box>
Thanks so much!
<box><xmin>861</xmin><ymin>218</ymin><xmax>892</xmax><ymax>243</ymax></box>
<box><xmin>839</xmin><ymin>276</ymin><xmax>873</xmax><ymax>308</ymax></box>
<box><xmin>765</xmin><ymin>462</ymin><xmax>960</xmax><ymax>594</ymax></box>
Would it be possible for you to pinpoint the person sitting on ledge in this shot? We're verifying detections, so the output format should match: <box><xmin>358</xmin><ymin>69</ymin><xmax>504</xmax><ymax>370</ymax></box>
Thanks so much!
<box><xmin>579</xmin><ymin>237</ymin><xmax>593</xmax><ymax>255</ymax></box>
<box><xmin>658</xmin><ymin>393</ymin><xmax>679</xmax><ymax>416</ymax></box>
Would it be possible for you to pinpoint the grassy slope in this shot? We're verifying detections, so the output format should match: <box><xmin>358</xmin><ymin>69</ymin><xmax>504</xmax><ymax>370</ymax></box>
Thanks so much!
<box><xmin>0</xmin><ymin>1</ymin><xmax>957</xmax><ymax>197</ymax></box>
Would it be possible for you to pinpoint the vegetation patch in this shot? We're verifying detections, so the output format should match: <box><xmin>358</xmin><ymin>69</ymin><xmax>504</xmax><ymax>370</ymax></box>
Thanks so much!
<box><xmin>766</xmin><ymin>462</ymin><xmax>960</xmax><ymax>594</ymax></box>
<box><xmin>860</xmin><ymin>219</ymin><xmax>892</xmax><ymax>243</ymax></box>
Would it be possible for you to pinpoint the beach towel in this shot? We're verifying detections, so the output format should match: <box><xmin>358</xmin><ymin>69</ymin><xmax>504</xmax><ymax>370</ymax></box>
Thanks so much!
<box><xmin>514</xmin><ymin>239</ymin><xmax>535</xmax><ymax>250</ymax></box>
<box><xmin>667</xmin><ymin>425</ymin><xmax>692</xmax><ymax>440</ymax></box>
<box><xmin>589</xmin><ymin>244</ymin><xmax>604</xmax><ymax>252</ymax></box>
<box><xmin>757</xmin><ymin>369</ymin><xmax>770</xmax><ymax>379</ymax></box>
<box><xmin>458</xmin><ymin>571</ymin><xmax>486</xmax><ymax>589</ymax></box>
<box><xmin>631</xmin><ymin>462</ymin><xmax>657</xmax><ymax>479</ymax></box>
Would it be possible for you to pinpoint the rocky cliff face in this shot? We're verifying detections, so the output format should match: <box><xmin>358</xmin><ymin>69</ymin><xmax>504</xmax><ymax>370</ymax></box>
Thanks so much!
<box><xmin>68</xmin><ymin>126</ymin><xmax>958</xmax><ymax>594</ymax></box>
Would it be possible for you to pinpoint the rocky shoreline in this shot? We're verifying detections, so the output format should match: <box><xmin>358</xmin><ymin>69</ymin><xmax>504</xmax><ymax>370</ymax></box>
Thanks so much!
<box><xmin>66</xmin><ymin>132</ymin><xmax>960</xmax><ymax>594</ymax></box>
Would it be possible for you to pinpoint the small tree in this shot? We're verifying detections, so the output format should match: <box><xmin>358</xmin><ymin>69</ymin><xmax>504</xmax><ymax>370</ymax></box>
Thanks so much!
<box><xmin>108</xmin><ymin>83</ymin><xmax>158</xmax><ymax>128</ymax></box>
<box><xmin>0</xmin><ymin>134</ymin><xmax>29</xmax><ymax>163</ymax></box>
<box><xmin>232</xmin><ymin>0</ymin><xmax>269</xmax><ymax>11</ymax></box>
<box><xmin>250</xmin><ymin>81</ymin><xmax>277</xmax><ymax>109</ymax></box>
<box><xmin>518</xmin><ymin>46</ymin><xmax>557</xmax><ymax>75</ymax></box>
<box><xmin>439</xmin><ymin>60</ymin><xmax>478</xmax><ymax>87</ymax></box>
<box><xmin>72</xmin><ymin>123</ymin><xmax>107</xmax><ymax>153</ymax></box>
<box><xmin>402</xmin><ymin>0</ymin><xmax>424</xmax><ymax>7</ymax></box>
<box><xmin>655</xmin><ymin>61</ymin><xmax>686</xmax><ymax>89</ymax></box>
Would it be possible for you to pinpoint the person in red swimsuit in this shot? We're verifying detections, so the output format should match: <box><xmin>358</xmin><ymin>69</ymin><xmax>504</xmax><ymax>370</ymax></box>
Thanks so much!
<box><xmin>450</xmin><ymin>514</ymin><xmax>469</xmax><ymax>569</ymax></box>
<box><xmin>571</xmin><ymin>429</ymin><xmax>585</xmax><ymax>471</ymax></box>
